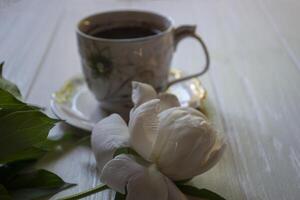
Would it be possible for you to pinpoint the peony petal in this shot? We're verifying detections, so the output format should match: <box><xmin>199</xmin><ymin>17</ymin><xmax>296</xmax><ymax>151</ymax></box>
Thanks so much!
<box><xmin>101</xmin><ymin>155</ymin><xmax>170</xmax><ymax>200</ymax></box>
<box><xmin>91</xmin><ymin>114</ymin><xmax>129</xmax><ymax>172</ymax></box>
<box><xmin>100</xmin><ymin>155</ymin><xmax>145</xmax><ymax>194</ymax></box>
<box><xmin>163</xmin><ymin>177</ymin><xmax>188</xmax><ymax>200</ymax></box>
<box><xmin>151</xmin><ymin>107</ymin><xmax>209</xmax><ymax>164</ymax></box>
<box><xmin>154</xmin><ymin>107</ymin><xmax>220</xmax><ymax>180</ymax></box>
<box><xmin>126</xmin><ymin>165</ymin><xmax>169</xmax><ymax>200</ymax></box>
<box><xmin>132</xmin><ymin>81</ymin><xmax>157</xmax><ymax>108</ymax></box>
<box><xmin>160</xmin><ymin>123</ymin><xmax>218</xmax><ymax>180</ymax></box>
<box><xmin>195</xmin><ymin>138</ymin><xmax>226</xmax><ymax>174</ymax></box>
<box><xmin>129</xmin><ymin>99</ymin><xmax>160</xmax><ymax>161</ymax></box>
<box><xmin>158</xmin><ymin>93</ymin><xmax>180</xmax><ymax>112</ymax></box>
<box><xmin>101</xmin><ymin>155</ymin><xmax>188</xmax><ymax>200</ymax></box>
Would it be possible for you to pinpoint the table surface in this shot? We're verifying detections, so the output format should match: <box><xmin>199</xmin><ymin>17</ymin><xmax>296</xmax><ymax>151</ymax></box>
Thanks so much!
<box><xmin>1</xmin><ymin>0</ymin><xmax>300</xmax><ymax>199</ymax></box>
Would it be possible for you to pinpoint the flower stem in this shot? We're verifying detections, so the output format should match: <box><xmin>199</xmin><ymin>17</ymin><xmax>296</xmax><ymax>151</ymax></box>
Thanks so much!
<box><xmin>59</xmin><ymin>184</ymin><xmax>109</xmax><ymax>200</ymax></box>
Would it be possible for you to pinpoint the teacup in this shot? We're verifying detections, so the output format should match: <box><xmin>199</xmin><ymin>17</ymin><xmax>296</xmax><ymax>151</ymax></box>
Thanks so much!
<box><xmin>77</xmin><ymin>10</ymin><xmax>209</xmax><ymax>117</ymax></box>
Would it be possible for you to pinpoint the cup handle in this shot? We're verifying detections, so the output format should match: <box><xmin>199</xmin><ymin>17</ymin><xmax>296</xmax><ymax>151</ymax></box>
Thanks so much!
<box><xmin>166</xmin><ymin>25</ymin><xmax>210</xmax><ymax>88</ymax></box>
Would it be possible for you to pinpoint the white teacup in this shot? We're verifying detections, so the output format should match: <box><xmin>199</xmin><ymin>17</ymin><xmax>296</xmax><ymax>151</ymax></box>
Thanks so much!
<box><xmin>77</xmin><ymin>10</ymin><xmax>209</xmax><ymax>117</ymax></box>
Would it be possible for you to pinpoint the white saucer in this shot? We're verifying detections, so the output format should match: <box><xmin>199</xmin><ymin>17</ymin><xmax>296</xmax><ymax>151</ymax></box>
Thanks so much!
<box><xmin>50</xmin><ymin>69</ymin><xmax>206</xmax><ymax>131</ymax></box>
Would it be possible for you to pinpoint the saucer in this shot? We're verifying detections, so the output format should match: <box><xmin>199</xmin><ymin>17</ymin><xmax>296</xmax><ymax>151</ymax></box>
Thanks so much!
<box><xmin>50</xmin><ymin>69</ymin><xmax>206</xmax><ymax>131</ymax></box>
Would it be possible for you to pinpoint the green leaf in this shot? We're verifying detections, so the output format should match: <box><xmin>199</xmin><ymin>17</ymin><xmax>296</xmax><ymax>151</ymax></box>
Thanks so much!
<box><xmin>0</xmin><ymin>63</ymin><xmax>21</xmax><ymax>98</ymax></box>
<box><xmin>11</xmin><ymin>183</ymin><xmax>75</xmax><ymax>200</ymax></box>
<box><xmin>6</xmin><ymin>169</ymin><xmax>72</xmax><ymax>190</ymax></box>
<box><xmin>0</xmin><ymin>164</ymin><xmax>75</xmax><ymax>200</ymax></box>
<box><xmin>59</xmin><ymin>184</ymin><xmax>109</xmax><ymax>200</ymax></box>
<box><xmin>0</xmin><ymin>184</ymin><xmax>12</xmax><ymax>200</ymax></box>
<box><xmin>113</xmin><ymin>147</ymin><xmax>140</xmax><ymax>158</ymax></box>
<box><xmin>1</xmin><ymin>132</ymin><xmax>84</xmax><ymax>165</ymax></box>
<box><xmin>0</xmin><ymin>160</ymin><xmax>36</xmax><ymax>184</ymax></box>
<box><xmin>0</xmin><ymin>88</ymin><xmax>40</xmax><ymax>120</ymax></box>
<box><xmin>114</xmin><ymin>192</ymin><xmax>126</xmax><ymax>200</ymax></box>
<box><xmin>0</xmin><ymin>87</ymin><xmax>52</xmax><ymax>164</ymax></box>
<box><xmin>0</xmin><ymin>63</ymin><xmax>75</xmax><ymax>199</ymax></box>
<box><xmin>0</xmin><ymin>89</ymin><xmax>27</xmax><ymax>111</ymax></box>
<box><xmin>177</xmin><ymin>185</ymin><xmax>226</xmax><ymax>200</ymax></box>
<box><xmin>0</xmin><ymin>110</ymin><xmax>59</xmax><ymax>163</ymax></box>
<box><xmin>0</xmin><ymin>78</ymin><xmax>21</xmax><ymax>99</ymax></box>
<box><xmin>6</xmin><ymin>169</ymin><xmax>75</xmax><ymax>200</ymax></box>
<box><xmin>0</xmin><ymin>148</ymin><xmax>46</xmax><ymax>164</ymax></box>
<box><xmin>0</xmin><ymin>184</ymin><xmax>8</xmax><ymax>194</ymax></box>
<box><xmin>0</xmin><ymin>62</ymin><xmax>4</xmax><ymax>76</ymax></box>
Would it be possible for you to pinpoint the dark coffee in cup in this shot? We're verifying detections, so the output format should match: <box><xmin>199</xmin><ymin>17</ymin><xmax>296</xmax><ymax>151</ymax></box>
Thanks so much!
<box><xmin>90</xmin><ymin>26</ymin><xmax>161</xmax><ymax>39</ymax></box>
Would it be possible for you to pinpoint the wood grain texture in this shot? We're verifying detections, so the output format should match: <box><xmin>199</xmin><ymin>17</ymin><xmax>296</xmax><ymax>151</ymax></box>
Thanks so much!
<box><xmin>1</xmin><ymin>0</ymin><xmax>300</xmax><ymax>199</ymax></box>
<box><xmin>0</xmin><ymin>0</ymin><xmax>64</xmax><ymax>98</ymax></box>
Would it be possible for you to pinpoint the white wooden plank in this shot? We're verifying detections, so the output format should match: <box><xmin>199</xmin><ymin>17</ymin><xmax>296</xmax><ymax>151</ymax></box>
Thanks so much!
<box><xmin>257</xmin><ymin>0</ymin><xmax>300</xmax><ymax>71</ymax></box>
<box><xmin>196</xmin><ymin>0</ymin><xmax>300</xmax><ymax>199</ymax></box>
<box><xmin>0</xmin><ymin>0</ymin><xmax>63</xmax><ymax>98</ymax></box>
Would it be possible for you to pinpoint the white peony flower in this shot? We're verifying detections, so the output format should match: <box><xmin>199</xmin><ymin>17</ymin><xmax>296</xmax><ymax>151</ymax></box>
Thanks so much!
<box><xmin>91</xmin><ymin>81</ymin><xmax>225</xmax><ymax>200</ymax></box>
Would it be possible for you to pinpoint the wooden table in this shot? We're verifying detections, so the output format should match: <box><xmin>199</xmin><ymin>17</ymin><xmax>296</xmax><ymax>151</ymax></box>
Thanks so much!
<box><xmin>1</xmin><ymin>0</ymin><xmax>300</xmax><ymax>199</ymax></box>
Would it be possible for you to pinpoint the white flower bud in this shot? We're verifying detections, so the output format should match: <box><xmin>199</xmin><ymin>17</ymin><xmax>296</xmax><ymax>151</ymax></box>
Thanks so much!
<box><xmin>92</xmin><ymin>82</ymin><xmax>225</xmax><ymax>200</ymax></box>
